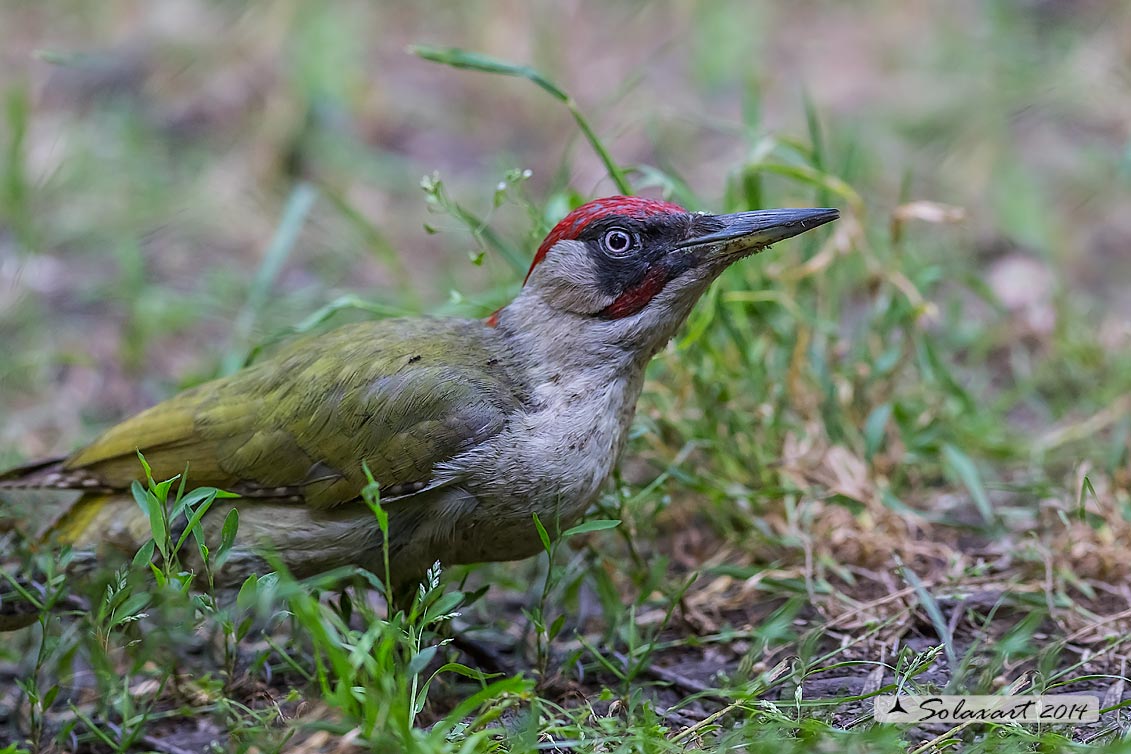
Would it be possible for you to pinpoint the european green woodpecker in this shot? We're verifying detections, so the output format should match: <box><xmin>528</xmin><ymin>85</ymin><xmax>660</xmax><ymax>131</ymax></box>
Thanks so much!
<box><xmin>0</xmin><ymin>196</ymin><xmax>837</xmax><ymax>624</ymax></box>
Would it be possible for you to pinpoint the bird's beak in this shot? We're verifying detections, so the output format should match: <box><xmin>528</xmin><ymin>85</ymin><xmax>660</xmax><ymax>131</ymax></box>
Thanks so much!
<box><xmin>677</xmin><ymin>208</ymin><xmax>839</xmax><ymax>260</ymax></box>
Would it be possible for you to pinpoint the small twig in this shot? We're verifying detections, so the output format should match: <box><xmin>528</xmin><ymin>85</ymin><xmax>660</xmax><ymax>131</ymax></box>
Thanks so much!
<box><xmin>669</xmin><ymin>699</ymin><xmax>747</xmax><ymax>745</ymax></box>
<box><xmin>1036</xmin><ymin>396</ymin><xmax>1131</xmax><ymax>453</ymax></box>
<box><xmin>823</xmin><ymin>583</ymin><xmax>921</xmax><ymax>629</ymax></box>
<box><xmin>1065</xmin><ymin>608</ymin><xmax>1131</xmax><ymax>643</ymax></box>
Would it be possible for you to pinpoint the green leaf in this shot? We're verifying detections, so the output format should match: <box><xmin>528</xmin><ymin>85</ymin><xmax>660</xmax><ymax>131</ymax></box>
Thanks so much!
<box><xmin>173</xmin><ymin>468</ymin><xmax>189</xmax><ymax>514</ymax></box>
<box><xmin>436</xmin><ymin>675</ymin><xmax>531</xmax><ymax>736</ymax></box>
<box><xmin>942</xmin><ymin>444</ymin><xmax>993</xmax><ymax>523</ymax></box>
<box><xmin>423</xmin><ymin>591</ymin><xmax>464</xmax><ymax>625</ymax></box>
<box><xmin>112</xmin><ymin>592</ymin><xmax>151</xmax><ymax>627</ymax></box>
<box><xmin>175</xmin><ymin>491</ymin><xmax>218</xmax><ymax>554</ymax></box>
<box><xmin>151</xmin><ymin>475</ymin><xmax>179</xmax><ymax>506</ymax></box>
<box><xmin>549</xmin><ymin>613</ymin><xmax>566</xmax><ymax>640</ymax></box>
<box><xmin>1077</xmin><ymin>474</ymin><xmax>1098</xmax><ymax>511</ymax></box>
<box><xmin>562</xmin><ymin>519</ymin><xmax>621</xmax><ymax>537</ymax></box>
<box><xmin>408</xmin><ymin>645</ymin><xmax>439</xmax><ymax>677</ymax></box>
<box><xmin>429</xmin><ymin>661</ymin><xmax>497</xmax><ymax>683</ymax></box>
<box><xmin>132</xmin><ymin>480</ymin><xmax>168</xmax><ymax>560</ymax></box>
<box><xmin>414</xmin><ymin>661</ymin><xmax>501</xmax><ymax>722</ymax></box>
<box><xmin>131</xmin><ymin>540</ymin><xmax>155</xmax><ymax>569</ymax></box>
<box><xmin>135</xmin><ymin>450</ymin><xmax>154</xmax><ymax>486</ymax></box>
<box><xmin>130</xmin><ymin>479</ymin><xmax>150</xmax><ymax>515</ymax></box>
<box><xmin>172</xmin><ymin>485</ymin><xmax>229</xmax><ymax>520</ymax></box>
<box><xmin>863</xmin><ymin>403</ymin><xmax>892</xmax><ymax>461</ymax></box>
<box><xmin>217</xmin><ymin>508</ymin><xmax>240</xmax><ymax>563</ymax></box>
<box><xmin>236</xmin><ymin>574</ymin><xmax>259</xmax><ymax>611</ymax></box>
<box><xmin>532</xmin><ymin>512</ymin><xmax>551</xmax><ymax>553</ymax></box>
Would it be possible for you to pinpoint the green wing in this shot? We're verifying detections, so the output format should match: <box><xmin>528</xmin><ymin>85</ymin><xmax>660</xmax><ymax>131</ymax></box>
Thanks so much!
<box><xmin>55</xmin><ymin>318</ymin><xmax>522</xmax><ymax>508</ymax></box>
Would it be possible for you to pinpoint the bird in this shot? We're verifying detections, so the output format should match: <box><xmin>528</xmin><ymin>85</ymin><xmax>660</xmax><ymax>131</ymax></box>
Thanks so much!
<box><xmin>0</xmin><ymin>195</ymin><xmax>837</xmax><ymax>627</ymax></box>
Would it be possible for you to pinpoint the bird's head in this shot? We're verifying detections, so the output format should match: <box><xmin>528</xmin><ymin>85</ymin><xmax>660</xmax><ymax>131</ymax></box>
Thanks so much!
<box><xmin>497</xmin><ymin>195</ymin><xmax>838</xmax><ymax>357</ymax></box>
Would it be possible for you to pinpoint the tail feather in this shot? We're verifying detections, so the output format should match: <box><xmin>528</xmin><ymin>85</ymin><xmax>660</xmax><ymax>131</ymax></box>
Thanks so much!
<box><xmin>2</xmin><ymin>457</ymin><xmax>98</xmax><ymax>541</ymax></box>
<box><xmin>1</xmin><ymin>490</ymin><xmax>133</xmax><ymax>632</ymax></box>
<box><xmin>0</xmin><ymin>456</ymin><xmax>68</xmax><ymax>487</ymax></box>
<box><xmin>0</xmin><ymin>456</ymin><xmax>114</xmax><ymax>492</ymax></box>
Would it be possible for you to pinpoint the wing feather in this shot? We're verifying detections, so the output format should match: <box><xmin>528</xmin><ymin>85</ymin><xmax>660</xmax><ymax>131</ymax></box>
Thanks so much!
<box><xmin>43</xmin><ymin>318</ymin><xmax>523</xmax><ymax>508</ymax></box>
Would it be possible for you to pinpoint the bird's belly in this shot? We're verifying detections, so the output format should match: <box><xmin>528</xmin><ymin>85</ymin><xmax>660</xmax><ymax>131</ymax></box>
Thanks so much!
<box><xmin>18</xmin><ymin>492</ymin><xmax>387</xmax><ymax>587</ymax></box>
<box><xmin>432</xmin><ymin>376</ymin><xmax>641</xmax><ymax>565</ymax></box>
<box><xmin>442</xmin><ymin>514</ymin><xmax>558</xmax><ymax>565</ymax></box>
<box><xmin>432</xmin><ymin>462</ymin><xmax>612</xmax><ymax>567</ymax></box>
<box><xmin>212</xmin><ymin>501</ymin><xmax>385</xmax><ymax>583</ymax></box>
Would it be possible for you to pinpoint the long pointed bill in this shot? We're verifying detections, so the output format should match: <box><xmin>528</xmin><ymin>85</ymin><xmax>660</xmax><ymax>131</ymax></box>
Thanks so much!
<box><xmin>678</xmin><ymin>207</ymin><xmax>839</xmax><ymax>259</ymax></box>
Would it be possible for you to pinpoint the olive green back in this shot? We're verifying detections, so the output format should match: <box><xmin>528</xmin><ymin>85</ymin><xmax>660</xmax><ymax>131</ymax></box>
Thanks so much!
<box><xmin>60</xmin><ymin>318</ymin><xmax>523</xmax><ymax>508</ymax></box>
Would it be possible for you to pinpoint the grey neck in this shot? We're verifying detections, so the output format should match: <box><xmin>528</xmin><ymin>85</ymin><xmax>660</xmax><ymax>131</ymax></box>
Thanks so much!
<box><xmin>494</xmin><ymin>289</ymin><xmax>643</xmax><ymax>383</ymax></box>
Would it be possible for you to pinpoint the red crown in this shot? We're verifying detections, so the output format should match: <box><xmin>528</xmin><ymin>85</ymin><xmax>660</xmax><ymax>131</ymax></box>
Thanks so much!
<box><xmin>524</xmin><ymin>195</ymin><xmax>686</xmax><ymax>283</ymax></box>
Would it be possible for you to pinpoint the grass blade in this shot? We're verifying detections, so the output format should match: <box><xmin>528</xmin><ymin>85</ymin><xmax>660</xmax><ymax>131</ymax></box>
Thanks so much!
<box><xmin>942</xmin><ymin>443</ymin><xmax>994</xmax><ymax>524</ymax></box>
<box><xmin>222</xmin><ymin>181</ymin><xmax>319</xmax><ymax>374</ymax></box>
<box><xmin>410</xmin><ymin>45</ymin><xmax>631</xmax><ymax>194</ymax></box>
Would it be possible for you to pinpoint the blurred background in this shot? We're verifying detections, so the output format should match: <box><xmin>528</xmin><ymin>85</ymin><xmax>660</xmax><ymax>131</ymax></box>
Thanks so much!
<box><xmin>3</xmin><ymin>4</ymin><xmax>1131</xmax><ymax>745</ymax></box>
<box><xmin>0</xmin><ymin>0</ymin><xmax>1128</xmax><ymax>463</ymax></box>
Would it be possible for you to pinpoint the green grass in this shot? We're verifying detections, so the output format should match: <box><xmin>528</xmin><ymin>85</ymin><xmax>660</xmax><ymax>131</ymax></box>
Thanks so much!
<box><xmin>2</xmin><ymin>2</ymin><xmax>1131</xmax><ymax>752</ymax></box>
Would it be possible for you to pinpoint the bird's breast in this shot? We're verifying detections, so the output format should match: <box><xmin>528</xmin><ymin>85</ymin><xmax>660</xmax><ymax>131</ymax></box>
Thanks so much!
<box><xmin>453</xmin><ymin>361</ymin><xmax>648</xmax><ymax>524</ymax></box>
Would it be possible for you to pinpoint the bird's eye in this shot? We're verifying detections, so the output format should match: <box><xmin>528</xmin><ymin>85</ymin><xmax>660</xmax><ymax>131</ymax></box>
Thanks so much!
<box><xmin>602</xmin><ymin>229</ymin><xmax>634</xmax><ymax>255</ymax></box>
